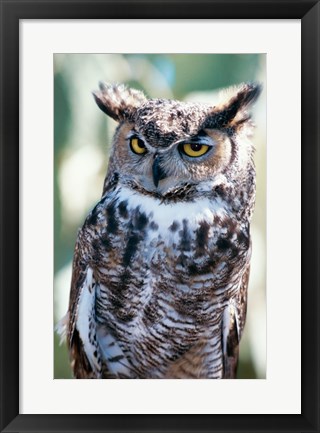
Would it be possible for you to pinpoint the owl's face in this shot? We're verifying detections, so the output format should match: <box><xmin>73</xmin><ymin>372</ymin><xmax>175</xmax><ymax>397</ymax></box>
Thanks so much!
<box><xmin>93</xmin><ymin>83</ymin><xmax>261</xmax><ymax>196</ymax></box>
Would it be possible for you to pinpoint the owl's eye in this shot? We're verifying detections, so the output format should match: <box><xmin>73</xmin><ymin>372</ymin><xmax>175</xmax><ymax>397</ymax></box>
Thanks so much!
<box><xmin>130</xmin><ymin>137</ymin><xmax>147</xmax><ymax>155</ymax></box>
<box><xmin>181</xmin><ymin>143</ymin><xmax>210</xmax><ymax>157</ymax></box>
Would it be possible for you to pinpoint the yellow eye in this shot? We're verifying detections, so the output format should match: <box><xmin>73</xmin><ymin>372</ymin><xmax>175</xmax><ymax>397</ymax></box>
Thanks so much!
<box><xmin>130</xmin><ymin>137</ymin><xmax>147</xmax><ymax>155</ymax></box>
<box><xmin>182</xmin><ymin>143</ymin><xmax>210</xmax><ymax>157</ymax></box>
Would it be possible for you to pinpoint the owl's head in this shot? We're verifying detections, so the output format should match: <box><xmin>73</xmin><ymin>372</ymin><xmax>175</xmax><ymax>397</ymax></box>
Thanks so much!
<box><xmin>93</xmin><ymin>82</ymin><xmax>261</xmax><ymax>197</ymax></box>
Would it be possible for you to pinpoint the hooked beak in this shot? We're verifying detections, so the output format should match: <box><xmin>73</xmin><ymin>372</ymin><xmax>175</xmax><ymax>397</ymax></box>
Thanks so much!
<box><xmin>152</xmin><ymin>154</ymin><xmax>167</xmax><ymax>187</ymax></box>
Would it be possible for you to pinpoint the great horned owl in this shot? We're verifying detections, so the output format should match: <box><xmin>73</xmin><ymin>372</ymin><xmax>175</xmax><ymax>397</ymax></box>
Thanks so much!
<box><xmin>64</xmin><ymin>81</ymin><xmax>261</xmax><ymax>379</ymax></box>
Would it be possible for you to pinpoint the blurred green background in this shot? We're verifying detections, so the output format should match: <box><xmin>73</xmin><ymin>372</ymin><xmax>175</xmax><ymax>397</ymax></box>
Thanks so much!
<box><xmin>54</xmin><ymin>54</ymin><xmax>266</xmax><ymax>379</ymax></box>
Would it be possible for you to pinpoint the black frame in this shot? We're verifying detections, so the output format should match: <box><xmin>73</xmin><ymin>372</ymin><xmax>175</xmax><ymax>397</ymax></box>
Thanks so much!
<box><xmin>0</xmin><ymin>1</ymin><xmax>319</xmax><ymax>432</ymax></box>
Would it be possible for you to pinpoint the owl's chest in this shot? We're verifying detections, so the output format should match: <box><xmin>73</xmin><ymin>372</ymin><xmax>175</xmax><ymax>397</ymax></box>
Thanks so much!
<box><xmin>131</xmin><ymin>186</ymin><xmax>246</xmax><ymax>251</ymax></box>
<box><xmin>94</xmin><ymin>187</ymin><xmax>250</xmax><ymax>280</ymax></box>
<box><xmin>93</xmin><ymin>189</ymin><xmax>250</xmax><ymax>372</ymax></box>
<box><xmin>94</xmin><ymin>187</ymin><xmax>249</xmax><ymax>303</ymax></box>
<box><xmin>116</xmin><ymin>186</ymin><xmax>224</xmax><ymax>241</ymax></box>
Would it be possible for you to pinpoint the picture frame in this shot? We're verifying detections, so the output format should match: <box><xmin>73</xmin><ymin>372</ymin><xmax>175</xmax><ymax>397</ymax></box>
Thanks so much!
<box><xmin>0</xmin><ymin>0</ymin><xmax>318</xmax><ymax>432</ymax></box>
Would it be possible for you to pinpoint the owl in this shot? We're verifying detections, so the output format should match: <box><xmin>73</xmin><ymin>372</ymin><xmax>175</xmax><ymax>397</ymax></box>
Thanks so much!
<box><xmin>63</xmin><ymin>81</ymin><xmax>261</xmax><ymax>379</ymax></box>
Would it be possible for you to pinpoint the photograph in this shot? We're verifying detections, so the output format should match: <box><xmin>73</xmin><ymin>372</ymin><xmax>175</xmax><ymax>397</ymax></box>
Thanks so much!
<box><xmin>54</xmin><ymin>53</ymin><xmax>266</xmax><ymax>379</ymax></box>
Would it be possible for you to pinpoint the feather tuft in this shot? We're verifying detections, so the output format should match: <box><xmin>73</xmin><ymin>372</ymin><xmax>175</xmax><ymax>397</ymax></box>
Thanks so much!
<box><xmin>55</xmin><ymin>312</ymin><xmax>69</xmax><ymax>345</ymax></box>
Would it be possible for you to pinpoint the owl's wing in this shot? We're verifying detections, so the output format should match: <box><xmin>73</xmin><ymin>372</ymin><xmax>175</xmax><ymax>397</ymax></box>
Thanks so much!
<box><xmin>67</xmin><ymin>232</ymin><xmax>102</xmax><ymax>378</ymax></box>
<box><xmin>67</xmin><ymin>221</ymin><xmax>136</xmax><ymax>379</ymax></box>
<box><xmin>222</xmin><ymin>265</ymin><xmax>250</xmax><ymax>379</ymax></box>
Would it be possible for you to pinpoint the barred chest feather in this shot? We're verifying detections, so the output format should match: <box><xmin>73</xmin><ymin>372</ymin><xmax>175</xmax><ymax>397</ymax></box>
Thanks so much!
<box><xmin>78</xmin><ymin>185</ymin><xmax>251</xmax><ymax>378</ymax></box>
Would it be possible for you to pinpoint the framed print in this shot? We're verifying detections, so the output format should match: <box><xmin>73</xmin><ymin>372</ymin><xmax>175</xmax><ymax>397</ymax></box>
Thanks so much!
<box><xmin>0</xmin><ymin>0</ymin><xmax>319</xmax><ymax>432</ymax></box>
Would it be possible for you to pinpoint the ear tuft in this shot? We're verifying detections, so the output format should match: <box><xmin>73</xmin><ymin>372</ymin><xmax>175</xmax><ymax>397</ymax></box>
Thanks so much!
<box><xmin>206</xmin><ymin>82</ymin><xmax>262</xmax><ymax>131</ymax></box>
<box><xmin>92</xmin><ymin>82</ymin><xmax>147</xmax><ymax>122</ymax></box>
<box><xmin>219</xmin><ymin>82</ymin><xmax>261</xmax><ymax>110</ymax></box>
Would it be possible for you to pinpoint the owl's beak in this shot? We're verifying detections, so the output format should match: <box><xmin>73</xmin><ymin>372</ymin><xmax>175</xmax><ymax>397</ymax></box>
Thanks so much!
<box><xmin>152</xmin><ymin>154</ymin><xmax>167</xmax><ymax>187</ymax></box>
